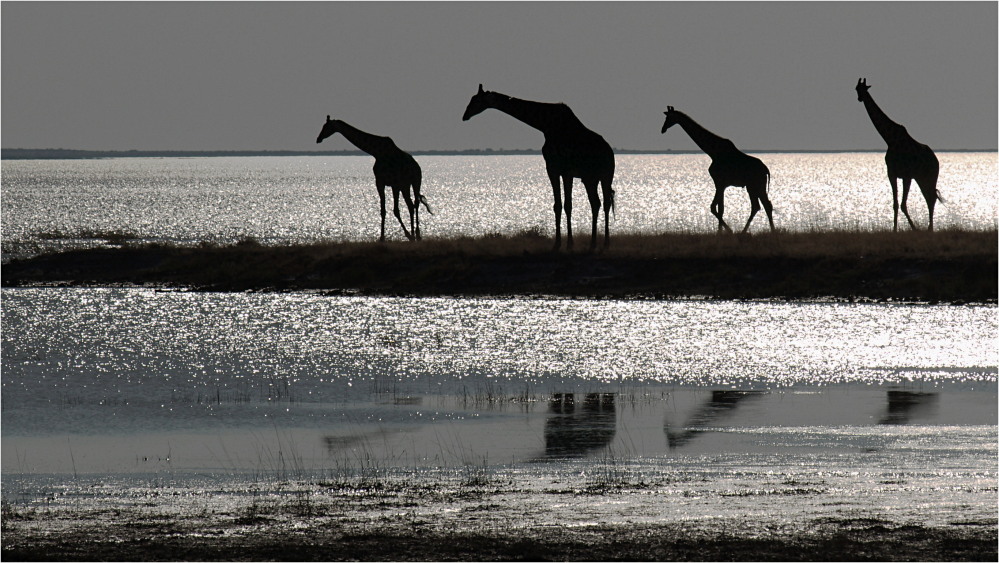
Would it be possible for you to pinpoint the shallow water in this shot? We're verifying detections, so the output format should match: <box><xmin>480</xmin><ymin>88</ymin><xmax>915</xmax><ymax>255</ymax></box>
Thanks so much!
<box><xmin>2</xmin><ymin>288</ymin><xmax>995</xmax><ymax>539</ymax></box>
<box><xmin>2</xmin><ymin>288</ymin><xmax>995</xmax><ymax>473</ymax></box>
<box><xmin>2</xmin><ymin>153</ymin><xmax>996</xmax><ymax>259</ymax></box>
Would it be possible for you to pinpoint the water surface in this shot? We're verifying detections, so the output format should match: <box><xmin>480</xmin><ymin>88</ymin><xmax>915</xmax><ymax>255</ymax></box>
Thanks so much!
<box><xmin>2</xmin><ymin>289</ymin><xmax>994</xmax><ymax>473</ymax></box>
<box><xmin>2</xmin><ymin>153</ymin><xmax>995</xmax><ymax>259</ymax></box>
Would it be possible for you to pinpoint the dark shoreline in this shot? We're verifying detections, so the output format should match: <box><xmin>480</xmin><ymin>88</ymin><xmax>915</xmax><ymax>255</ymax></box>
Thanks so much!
<box><xmin>4</xmin><ymin>519</ymin><xmax>994</xmax><ymax>561</ymax></box>
<box><xmin>2</xmin><ymin>230</ymin><xmax>996</xmax><ymax>303</ymax></box>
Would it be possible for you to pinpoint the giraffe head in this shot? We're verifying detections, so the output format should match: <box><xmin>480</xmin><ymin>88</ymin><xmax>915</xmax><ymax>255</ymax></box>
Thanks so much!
<box><xmin>316</xmin><ymin>115</ymin><xmax>340</xmax><ymax>144</ymax></box>
<box><xmin>855</xmin><ymin>78</ymin><xmax>871</xmax><ymax>102</ymax></box>
<box><xmin>661</xmin><ymin>106</ymin><xmax>680</xmax><ymax>134</ymax></box>
<box><xmin>462</xmin><ymin>84</ymin><xmax>492</xmax><ymax>121</ymax></box>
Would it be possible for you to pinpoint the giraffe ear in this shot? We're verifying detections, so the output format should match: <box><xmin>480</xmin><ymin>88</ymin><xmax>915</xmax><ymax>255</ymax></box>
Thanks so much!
<box><xmin>478</xmin><ymin>84</ymin><xmax>484</xmax><ymax>94</ymax></box>
<box><xmin>326</xmin><ymin>115</ymin><xmax>331</xmax><ymax>121</ymax></box>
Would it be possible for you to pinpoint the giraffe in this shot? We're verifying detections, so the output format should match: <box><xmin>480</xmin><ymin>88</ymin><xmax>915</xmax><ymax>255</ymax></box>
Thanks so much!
<box><xmin>462</xmin><ymin>85</ymin><xmax>615</xmax><ymax>251</ymax></box>
<box><xmin>661</xmin><ymin>107</ymin><xmax>775</xmax><ymax>233</ymax></box>
<box><xmin>855</xmin><ymin>78</ymin><xmax>942</xmax><ymax>231</ymax></box>
<box><xmin>316</xmin><ymin>116</ymin><xmax>431</xmax><ymax>242</ymax></box>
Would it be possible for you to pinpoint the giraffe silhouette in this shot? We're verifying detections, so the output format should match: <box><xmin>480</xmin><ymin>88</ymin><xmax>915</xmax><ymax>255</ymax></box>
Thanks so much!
<box><xmin>462</xmin><ymin>85</ymin><xmax>615</xmax><ymax>251</ymax></box>
<box><xmin>316</xmin><ymin>116</ymin><xmax>431</xmax><ymax>242</ymax></box>
<box><xmin>855</xmin><ymin>78</ymin><xmax>942</xmax><ymax>231</ymax></box>
<box><xmin>661</xmin><ymin>107</ymin><xmax>775</xmax><ymax>233</ymax></box>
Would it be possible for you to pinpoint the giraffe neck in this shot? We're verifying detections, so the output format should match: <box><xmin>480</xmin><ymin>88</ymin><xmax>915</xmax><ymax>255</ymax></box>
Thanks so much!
<box><xmin>674</xmin><ymin>112</ymin><xmax>735</xmax><ymax>158</ymax></box>
<box><xmin>334</xmin><ymin>121</ymin><xmax>395</xmax><ymax>157</ymax></box>
<box><xmin>487</xmin><ymin>94</ymin><xmax>575</xmax><ymax>136</ymax></box>
<box><xmin>860</xmin><ymin>93</ymin><xmax>908</xmax><ymax>147</ymax></box>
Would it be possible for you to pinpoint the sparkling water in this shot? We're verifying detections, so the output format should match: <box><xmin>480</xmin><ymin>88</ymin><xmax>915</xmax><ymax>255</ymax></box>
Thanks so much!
<box><xmin>1</xmin><ymin>153</ymin><xmax>995</xmax><ymax>530</ymax></box>
<box><xmin>2</xmin><ymin>153</ymin><xmax>996</xmax><ymax>258</ymax></box>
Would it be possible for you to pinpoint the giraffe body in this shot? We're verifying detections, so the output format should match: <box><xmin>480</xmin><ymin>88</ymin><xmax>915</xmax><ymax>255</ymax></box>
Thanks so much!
<box><xmin>317</xmin><ymin>117</ymin><xmax>430</xmax><ymax>242</ymax></box>
<box><xmin>661</xmin><ymin>107</ymin><xmax>775</xmax><ymax>233</ymax></box>
<box><xmin>463</xmin><ymin>85</ymin><xmax>615</xmax><ymax>250</ymax></box>
<box><xmin>855</xmin><ymin>78</ymin><xmax>941</xmax><ymax>231</ymax></box>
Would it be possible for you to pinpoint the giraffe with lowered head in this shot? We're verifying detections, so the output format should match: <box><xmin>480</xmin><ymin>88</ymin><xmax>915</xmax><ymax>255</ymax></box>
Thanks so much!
<box><xmin>462</xmin><ymin>85</ymin><xmax>615</xmax><ymax>251</ymax></box>
<box><xmin>661</xmin><ymin>107</ymin><xmax>775</xmax><ymax>233</ymax></box>
<box><xmin>316</xmin><ymin>116</ymin><xmax>431</xmax><ymax>242</ymax></box>
<box><xmin>855</xmin><ymin>78</ymin><xmax>941</xmax><ymax>231</ymax></box>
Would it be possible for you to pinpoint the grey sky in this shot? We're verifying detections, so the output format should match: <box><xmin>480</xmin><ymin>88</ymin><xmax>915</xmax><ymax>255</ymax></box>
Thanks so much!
<box><xmin>2</xmin><ymin>1</ymin><xmax>996</xmax><ymax>152</ymax></box>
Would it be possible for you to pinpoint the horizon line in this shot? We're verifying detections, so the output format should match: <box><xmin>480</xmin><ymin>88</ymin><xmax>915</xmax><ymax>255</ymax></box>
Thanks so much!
<box><xmin>2</xmin><ymin>147</ymin><xmax>996</xmax><ymax>160</ymax></box>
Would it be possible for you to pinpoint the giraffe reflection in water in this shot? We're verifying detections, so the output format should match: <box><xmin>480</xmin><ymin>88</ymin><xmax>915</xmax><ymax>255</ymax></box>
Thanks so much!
<box><xmin>665</xmin><ymin>390</ymin><xmax>766</xmax><ymax>449</ymax></box>
<box><xmin>543</xmin><ymin>393</ymin><xmax>617</xmax><ymax>458</ymax></box>
<box><xmin>878</xmin><ymin>390</ymin><xmax>939</xmax><ymax>425</ymax></box>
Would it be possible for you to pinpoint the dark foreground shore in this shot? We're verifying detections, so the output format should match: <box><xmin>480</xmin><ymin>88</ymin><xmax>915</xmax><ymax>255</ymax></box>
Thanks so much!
<box><xmin>4</xmin><ymin>473</ymin><xmax>996</xmax><ymax>562</ymax></box>
<box><xmin>4</xmin><ymin>518</ymin><xmax>994</xmax><ymax>562</ymax></box>
<box><xmin>3</xmin><ymin>230</ymin><xmax>996</xmax><ymax>302</ymax></box>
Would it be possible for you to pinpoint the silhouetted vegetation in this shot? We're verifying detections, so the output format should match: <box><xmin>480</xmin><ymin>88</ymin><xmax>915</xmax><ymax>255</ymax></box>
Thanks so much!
<box><xmin>3</xmin><ymin>229</ymin><xmax>995</xmax><ymax>302</ymax></box>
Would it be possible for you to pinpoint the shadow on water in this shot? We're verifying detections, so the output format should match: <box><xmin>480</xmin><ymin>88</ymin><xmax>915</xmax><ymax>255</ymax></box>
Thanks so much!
<box><xmin>878</xmin><ymin>390</ymin><xmax>939</xmax><ymax>425</ymax></box>
<box><xmin>543</xmin><ymin>393</ymin><xmax>617</xmax><ymax>458</ymax></box>
<box><xmin>665</xmin><ymin>390</ymin><xmax>766</xmax><ymax>449</ymax></box>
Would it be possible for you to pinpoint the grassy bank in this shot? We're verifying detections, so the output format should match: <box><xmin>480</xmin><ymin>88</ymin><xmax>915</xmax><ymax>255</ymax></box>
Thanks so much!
<box><xmin>3</xmin><ymin>229</ymin><xmax>996</xmax><ymax>302</ymax></box>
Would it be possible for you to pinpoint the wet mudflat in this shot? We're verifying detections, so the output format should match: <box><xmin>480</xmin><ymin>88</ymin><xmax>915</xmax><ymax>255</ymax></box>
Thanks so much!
<box><xmin>4</xmin><ymin>388</ymin><xmax>996</xmax><ymax>561</ymax></box>
<box><xmin>3</xmin><ymin>466</ymin><xmax>995</xmax><ymax>561</ymax></box>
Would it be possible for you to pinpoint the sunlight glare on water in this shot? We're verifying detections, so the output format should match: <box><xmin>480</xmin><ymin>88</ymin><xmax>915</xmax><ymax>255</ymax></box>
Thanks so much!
<box><xmin>2</xmin><ymin>153</ymin><xmax>995</xmax><ymax>257</ymax></box>
<box><xmin>3</xmin><ymin>289</ymin><xmax>995</xmax><ymax>411</ymax></box>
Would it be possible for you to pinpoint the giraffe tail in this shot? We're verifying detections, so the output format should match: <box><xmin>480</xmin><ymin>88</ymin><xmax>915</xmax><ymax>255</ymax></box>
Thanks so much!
<box><xmin>419</xmin><ymin>195</ymin><xmax>433</xmax><ymax>215</ymax></box>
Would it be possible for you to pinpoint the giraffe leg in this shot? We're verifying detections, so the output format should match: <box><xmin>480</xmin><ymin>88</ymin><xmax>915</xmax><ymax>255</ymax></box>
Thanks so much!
<box><xmin>742</xmin><ymin>194</ymin><xmax>761</xmax><ymax>234</ymax></box>
<box><xmin>583</xmin><ymin>178</ymin><xmax>601</xmax><ymax>252</ymax></box>
<box><xmin>889</xmin><ymin>176</ymin><xmax>900</xmax><ymax>232</ymax></box>
<box><xmin>413</xmin><ymin>178</ymin><xmax>423</xmax><ymax>240</ymax></box>
<box><xmin>401</xmin><ymin>187</ymin><xmax>417</xmax><ymax>242</ymax></box>
<box><xmin>548</xmin><ymin>170</ymin><xmax>563</xmax><ymax>251</ymax></box>
<box><xmin>601</xmin><ymin>175</ymin><xmax>614</xmax><ymax>249</ymax></box>
<box><xmin>925</xmin><ymin>194</ymin><xmax>936</xmax><ymax>232</ymax></box>
<box><xmin>711</xmin><ymin>186</ymin><xmax>732</xmax><ymax>233</ymax></box>
<box><xmin>562</xmin><ymin>175</ymin><xmax>574</xmax><ymax>251</ymax></box>
<box><xmin>377</xmin><ymin>183</ymin><xmax>388</xmax><ymax>243</ymax></box>
<box><xmin>761</xmin><ymin>193</ymin><xmax>775</xmax><ymax>232</ymax></box>
<box><xmin>917</xmin><ymin>173</ymin><xmax>939</xmax><ymax>232</ymax></box>
<box><xmin>392</xmin><ymin>188</ymin><xmax>415</xmax><ymax>241</ymax></box>
<box><xmin>900</xmin><ymin>178</ymin><xmax>917</xmax><ymax>231</ymax></box>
